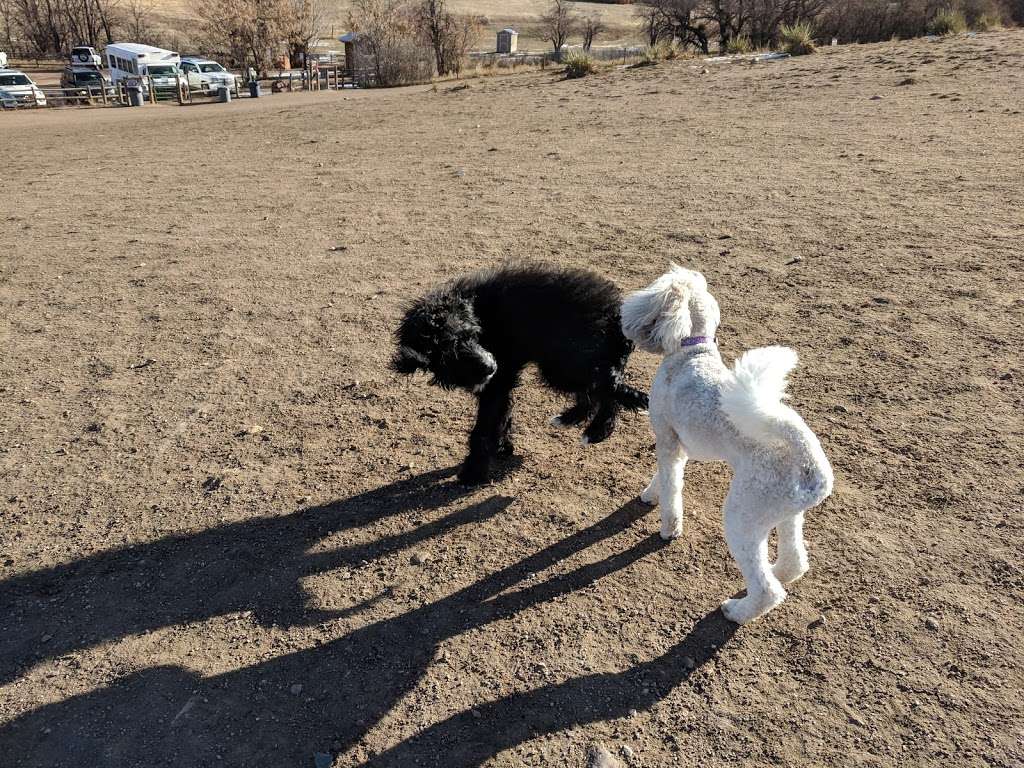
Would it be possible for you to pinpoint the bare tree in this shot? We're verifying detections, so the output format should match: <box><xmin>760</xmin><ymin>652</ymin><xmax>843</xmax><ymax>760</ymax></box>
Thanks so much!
<box><xmin>581</xmin><ymin>14</ymin><xmax>604</xmax><ymax>51</ymax></box>
<box><xmin>636</xmin><ymin>4</ymin><xmax>662</xmax><ymax>45</ymax></box>
<box><xmin>348</xmin><ymin>0</ymin><xmax>433</xmax><ymax>85</ymax></box>
<box><xmin>0</xmin><ymin>0</ymin><xmax>16</xmax><ymax>50</ymax></box>
<box><xmin>641</xmin><ymin>0</ymin><xmax>710</xmax><ymax>53</ymax></box>
<box><xmin>538</xmin><ymin>0</ymin><xmax>577</xmax><ymax>59</ymax></box>
<box><xmin>8</xmin><ymin>0</ymin><xmax>121</xmax><ymax>56</ymax></box>
<box><xmin>415</xmin><ymin>0</ymin><xmax>482</xmax><ymax>75</ymax></box>
<box><xmin>123</xmin><ymin>0</ymin><xmax>157</xmax><ymax>43</ymax></box>
<box><xmin>193</xmin><ymin>0</ymin><xmax>291</xmax><ymax>74</ymax></box>
<box><xmin>284</xmin><ymin>0</ymin><xmax>327</xmax><ymax>67</ymax></box>
<box><xmin>705</xmin><ymin>0</ymin><xmax>751</xmax><ymax>49</ymax></box>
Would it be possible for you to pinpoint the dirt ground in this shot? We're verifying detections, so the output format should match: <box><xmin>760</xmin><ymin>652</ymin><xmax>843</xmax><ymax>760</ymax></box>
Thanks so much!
<box><xmin>2</xmin><ymin>28</ymin><xmax>1023</xmax><ymax>768</ymax></box>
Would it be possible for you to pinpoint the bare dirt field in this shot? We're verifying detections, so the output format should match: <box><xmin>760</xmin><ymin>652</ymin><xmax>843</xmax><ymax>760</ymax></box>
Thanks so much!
<box><xmin>2</xmin><ymin>28</ymin><xmax>1023</xmax><ymax>768</ymax></box>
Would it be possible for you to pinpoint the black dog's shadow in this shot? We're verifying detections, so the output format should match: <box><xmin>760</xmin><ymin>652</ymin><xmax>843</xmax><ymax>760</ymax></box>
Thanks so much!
<box><xmin>0</xmin><ymin>465</ymin><xmax>489</xmax><ymax>685</ymax></box>
<box><xmin>0</xmin><ymin>469</ymin><xmax>736</xmax><ymax>766</ymax></box>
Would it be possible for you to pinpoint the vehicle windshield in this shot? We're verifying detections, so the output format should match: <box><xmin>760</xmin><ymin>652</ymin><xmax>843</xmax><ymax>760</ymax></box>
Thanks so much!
<box><xmin>0</xmin><ymin>74</ymin><xmax>31</xmax><ymax>86</ymax></box>
<box><xmin>74</xmin><ymin>71</ymin><xmax>103</xmax><ymax>82</ymax></box>
<box><xmin>148</xmin><ymin>65</ymin><xmax>177</xmax><ymax>76</ymax></box>
<box><xmin>199</xmin><ymin>63</ymin><xmax>225</xmax><ymax>73</ymax></box>
<box><xmin>72</xmin><ymin>48</ymin><xmax>91</xmax><ymax>55</ymax></box>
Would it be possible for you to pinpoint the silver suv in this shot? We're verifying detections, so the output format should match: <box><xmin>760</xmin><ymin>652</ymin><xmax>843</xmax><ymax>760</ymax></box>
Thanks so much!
<box><xmin>0</xmin><ymin>69</ymin><xmax>46</xmax><ymax>107</ymax></box>
<box><xmin>179</xmin><ymin>56</ymin><xmax>237</xmax><ymax>91</ymax></box>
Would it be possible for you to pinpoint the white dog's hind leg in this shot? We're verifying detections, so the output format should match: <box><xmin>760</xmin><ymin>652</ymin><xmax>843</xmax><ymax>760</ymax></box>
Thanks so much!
<box><xmin>639</xmin><ymin>473</ymin><xmax>659</xmax><ymax>505</ymax></box>
<box><xmin>773</xmin><ymin>513</ymin><xmax>809</xmax><ymax>584</ymax></box>
<box><xmin>721</xmin><ymin>501</ymin><xmax>787</xmax><ymax>624</ymax></box>
<box><xmin>655</xmin><ymin>438</ymin><xmax>687</xmax><ymax>540</ymax></box>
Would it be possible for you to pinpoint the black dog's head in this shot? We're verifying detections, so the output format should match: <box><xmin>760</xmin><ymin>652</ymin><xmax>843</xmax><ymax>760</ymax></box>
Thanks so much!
<box><xmin>394</xmin><ymin>291</ymin><xmax>497</xmax><ymax>393</ymax></box>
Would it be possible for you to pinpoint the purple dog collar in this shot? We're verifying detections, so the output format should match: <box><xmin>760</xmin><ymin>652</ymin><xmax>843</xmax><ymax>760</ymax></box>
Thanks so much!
<box><xmin>681</xmin><ymin>336</ymin><xmax>713</xmax><ymax>348</ymax></box>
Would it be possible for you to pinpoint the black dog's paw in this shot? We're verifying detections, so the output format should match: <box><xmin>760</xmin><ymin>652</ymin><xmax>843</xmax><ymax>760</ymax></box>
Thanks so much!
<box><xmin>581</xmin><ymin>418</ymin><xmax>616</xmax><ymax>445</ymax></box>
<box><xmin>457</xmin><ymin>461</ymin><xmax>490</xmax><ymax>486</ymax></box>
<box><xmin>497</xmin><ymin>440</ymin><xmax>515</xmax><ymax>458</ymax></box>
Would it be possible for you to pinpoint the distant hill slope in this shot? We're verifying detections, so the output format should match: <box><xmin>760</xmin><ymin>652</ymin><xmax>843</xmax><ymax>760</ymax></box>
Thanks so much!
<box><xmin>146</xmin><ymin>0</ymin><xmax>644</xmax><ymax>52</ymax></box>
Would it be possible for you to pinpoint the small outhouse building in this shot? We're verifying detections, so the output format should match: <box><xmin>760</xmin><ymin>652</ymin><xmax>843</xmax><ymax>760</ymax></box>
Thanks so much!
<box><xmin>497</xmin><ymin>28</ymin><xmax>518</xmax><ymax>54</ymax></box>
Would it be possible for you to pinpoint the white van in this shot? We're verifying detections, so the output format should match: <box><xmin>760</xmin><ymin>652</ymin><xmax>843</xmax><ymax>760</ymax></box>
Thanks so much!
<box><xmin>105</xmin><ymin>42</ymin><xmax>181</xmax><ymax>96</ymax></box>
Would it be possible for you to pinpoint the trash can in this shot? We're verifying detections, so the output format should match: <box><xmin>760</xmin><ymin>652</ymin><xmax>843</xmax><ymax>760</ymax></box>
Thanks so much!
<box><xmin>248</xmin><ymin>81</ymin><xmax>261</xmax><ymax>98</ymax></box>
<box><xmin>127</xmin><ymin>84</ymin><xmax>144</xmax><ymax>107</ymax></box>
<box><xmin>217</xmin><ymin>85</ymin><xmax>232</xmax><ymax>103</ymax></box>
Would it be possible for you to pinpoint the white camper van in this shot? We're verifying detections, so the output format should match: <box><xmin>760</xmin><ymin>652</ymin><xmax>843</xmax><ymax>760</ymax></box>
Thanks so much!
<box><xmin>105</xmin><ymin>42</ymin><xmax>181</xmax><ymax>96</ymax></box>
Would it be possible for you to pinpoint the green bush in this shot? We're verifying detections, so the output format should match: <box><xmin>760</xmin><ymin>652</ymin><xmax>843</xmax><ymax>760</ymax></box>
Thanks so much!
<box><xmin>779</xmin><ymin>23</ymin><xmax>817</xmax><ymax>55</ymax></box>
<box><xmin>563</xmin><ymin>50</ymin><xmax>597</xmax><ymax>78</ymax></box>
<box><xmin>725</xmin><ymin>36</ymin><xmax>753</xmax><ymax>54</ymax></box>
<box><xmin>929</xmin><ymin>8</ymin><xmax>968</xmax><ymax>35</ymax></box>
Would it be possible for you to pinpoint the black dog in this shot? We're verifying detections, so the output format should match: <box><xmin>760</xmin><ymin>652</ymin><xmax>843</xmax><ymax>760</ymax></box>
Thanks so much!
<box><xmin>394</xmin><ymin>264</ymin><xmax>648</xmax><ymax>485</ymax></box>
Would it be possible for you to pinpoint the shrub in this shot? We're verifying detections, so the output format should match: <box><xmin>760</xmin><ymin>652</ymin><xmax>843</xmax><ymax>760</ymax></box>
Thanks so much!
<box><xmin>563</xmin><ymin>49</ymin><xmax>597</xmax><ymax>78</ymax></box>
<box><xmin>961</xmin><ymin>0</ymin><xmax>1010</xmax><ymax>28</ymax></box>
<box><xmin>638</xmin><ymin>44</ymin><xmax>662</xmax><ymax>64</ymax></box>
<box><xmin>725</xmin><ymin>36</ymin><xmax>753</xmax><ymax>54</ymax></box>
<box><xmin>973</xmin><ymin>11</ymin><xmax>1003</xmax><ymax>28</ymax></box>
<box><xmin>779</xmin><ymin>22</ymin><xmax>817</xmax><ymax>55</ymax></box>
<box><xmin>662</xmin><ymin>40</ymin><xmax>684</xmax><ymax>59</ymax></box>
<box><xmin>928</xmin><ymin>8</ymin><xmax>968</xmax><ymax>34</ymax></box>
<box><xmin>640</xmin><ymin>40</ymin><xmax>685</xmax><ymax>63</ymax></box>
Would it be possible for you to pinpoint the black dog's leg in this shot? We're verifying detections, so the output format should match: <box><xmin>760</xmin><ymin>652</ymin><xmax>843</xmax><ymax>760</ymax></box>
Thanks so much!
<box><xmin>582</xmin><ymin>360</ymin><xmax>638</xmax><ymax>445</ymax></box>
<box><xmin>582</xmin><ymin>386</ymin><xmax>619</xmax><ymax>445</ymax></box>
<box><xmin>614</xmin><ymin>383</ymin><xmax>649</xmax><ymax>412</ymax></box>
<box><xmin>550</xmin><ymin>392</ymin><xmax>595</xmax><ymax>428</ymax></box>
<box><xmin>497</xmin><ymin>409</ymin><xmax>514</xmax><ymax>458</ymax></box>
<box><xmin>460</xmin><ymin>371</ymin><xmax>517</xmax><ymax>485</ymax></box>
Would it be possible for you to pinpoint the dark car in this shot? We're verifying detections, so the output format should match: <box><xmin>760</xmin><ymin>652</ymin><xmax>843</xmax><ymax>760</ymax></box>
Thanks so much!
<box><xmin>61</xmin><ymin>66</ymin><xmax>110</xmax><ymax>89</ymax></box>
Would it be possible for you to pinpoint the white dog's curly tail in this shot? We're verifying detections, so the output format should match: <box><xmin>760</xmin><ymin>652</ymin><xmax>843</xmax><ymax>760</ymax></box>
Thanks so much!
<box><xmin>721</xmin><ymin>345</ymin><xmax>799</xmax><ymax>444</ymax></box>
<box><xmin>722</xmin><ymin>345</ymin><xmax>833</xmax><ymax>507</ymax></box>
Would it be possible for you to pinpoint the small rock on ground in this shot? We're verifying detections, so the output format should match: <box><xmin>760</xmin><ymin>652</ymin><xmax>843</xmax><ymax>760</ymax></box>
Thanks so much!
<box><xmin>587</xmin><ymin>744</ymin><xmax>624</xmax><ymax>768</ymax></box>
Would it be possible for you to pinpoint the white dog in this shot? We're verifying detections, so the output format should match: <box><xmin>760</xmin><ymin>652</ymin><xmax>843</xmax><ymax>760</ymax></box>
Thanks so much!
<box><xmin>621</xmin><ymin>266</ymin><xmax>833</xmax><ymax>624</ymax></box>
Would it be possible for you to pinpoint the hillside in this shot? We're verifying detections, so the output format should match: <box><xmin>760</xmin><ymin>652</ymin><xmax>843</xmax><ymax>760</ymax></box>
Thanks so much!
<box><xmin>146</xmin><ymin>0</ymin><xmax>646</xmax><ymax>52</ymax></box>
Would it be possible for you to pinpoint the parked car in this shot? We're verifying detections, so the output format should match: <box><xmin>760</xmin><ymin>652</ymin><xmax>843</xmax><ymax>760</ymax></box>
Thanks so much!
<box><xmin>0</xmin><ymin>51</ymin><xmax>8</xmax><ymax>69</ymax></box>
<box><xmin>179</xmin><ymin>56</ymin><xmax>237</xmax><ymax>91</ymax></box>
<box><xmin>70</xmin><ymin>46</ymin><xmax>102</xmax><ymax>67</ymax></box>
<box><xmin>61</xmin><ymin>66</ymin><xmax>112</xmax><ymax>89</ymax></box>
<box><xmin>0</xmin><ymin>68</ymin><xmax>46</xmax><ymax>107</ymax></box>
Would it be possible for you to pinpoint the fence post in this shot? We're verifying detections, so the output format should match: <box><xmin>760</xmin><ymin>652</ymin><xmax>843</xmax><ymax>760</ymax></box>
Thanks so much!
<box><xmin>149</xmin><ymin>81</ymin><xmax>157</xmax><ymax>105</ymax></box>
<box><xmin>101</xmin><ymin>82</ymin><xmax>108</xmax><ymax>106</ymax></box>
<box><xmin>176</xmin><ymin>73</ymin><xmax>184</xmax><ymax>105</ymax></box>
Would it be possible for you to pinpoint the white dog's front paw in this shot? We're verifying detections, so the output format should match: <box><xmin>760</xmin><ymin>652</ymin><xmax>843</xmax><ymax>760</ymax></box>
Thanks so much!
<box><xmin>639</xmin><ymin>475</ymin><xmax>659</xmax><ymax>505</ymax></box>
<box><xmin>721</xmin><ymin>592</ymin><xmax>785</xmax><ymax>625</ymax></box>
<box><xmin>773</xmin><ymin>559</ymin><xmax>809</xmax><ymax>585</ymax></box>
<box><xmin>659</xmin><ymin>521</ymin><xmax>682</xmax><ymax>540</ymax></box>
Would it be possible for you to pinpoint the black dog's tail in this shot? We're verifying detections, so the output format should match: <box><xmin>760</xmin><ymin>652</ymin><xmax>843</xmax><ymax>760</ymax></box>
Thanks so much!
<box><xmin>614</xmin><ymin>384</ymin><xmax>648</xmax><ymax>412</ymax></box>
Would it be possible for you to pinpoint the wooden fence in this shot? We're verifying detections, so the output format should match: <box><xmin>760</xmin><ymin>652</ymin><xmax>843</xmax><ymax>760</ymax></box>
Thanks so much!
<box><xmin>0</xmin><ymin>67</ymin><xmax>370</xmax><ymax>111</ymax></box>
